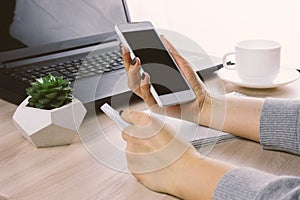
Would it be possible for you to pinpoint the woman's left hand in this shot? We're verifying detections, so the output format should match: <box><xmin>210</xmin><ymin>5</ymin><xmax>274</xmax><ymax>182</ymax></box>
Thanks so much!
<box><xmin>121</xmin><ymin>36</ymin><xmax>211</xmax><ymax>126</ymax></box>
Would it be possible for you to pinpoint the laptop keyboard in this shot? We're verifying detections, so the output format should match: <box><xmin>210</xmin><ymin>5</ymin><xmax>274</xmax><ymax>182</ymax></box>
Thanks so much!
<box><xmin>3</xmin><ymin>50</ymin><xmax>124</xmax><ymax>83</ymax></box>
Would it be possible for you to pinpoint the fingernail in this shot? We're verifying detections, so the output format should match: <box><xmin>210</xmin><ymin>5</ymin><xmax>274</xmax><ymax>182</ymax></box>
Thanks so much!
<box><xmin>131</xmin><ymin>57</ymin><xmax>137</xmax><ymax>65</ymax></box>
<box><xmin>141</xmin><ymin>73</ymin><xmax>145</xmax><ymax>80</ymax></box>
<box><xmin>119</xmin><ymin>110</ymin><xmax>124</xmax><ymax>116</ymax></box>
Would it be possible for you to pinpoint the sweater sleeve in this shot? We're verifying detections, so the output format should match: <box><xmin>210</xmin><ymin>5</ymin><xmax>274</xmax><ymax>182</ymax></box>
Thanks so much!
<box><xmin>213</xmin><ymin>168</ymin><xmax>300</xmax><ymax>200</ymax></box>
<box><xmin>260</xmin><ymin>98</ymin><xmax>300</xmax><ymax>155</ymax></box>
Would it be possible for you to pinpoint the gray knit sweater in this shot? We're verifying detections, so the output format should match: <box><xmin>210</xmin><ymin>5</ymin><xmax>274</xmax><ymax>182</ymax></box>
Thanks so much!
<box><xmin>213</xmin><ymin>99</ymin><xmax>300</xmax><ymax>200</ymax></box>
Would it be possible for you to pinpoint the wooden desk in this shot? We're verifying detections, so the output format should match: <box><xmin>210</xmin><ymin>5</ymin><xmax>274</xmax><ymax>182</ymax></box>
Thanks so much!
<box><xmin>1</xmin><ymin>78</ymin><xmax>300</xmax><ymax>200</ymax></box>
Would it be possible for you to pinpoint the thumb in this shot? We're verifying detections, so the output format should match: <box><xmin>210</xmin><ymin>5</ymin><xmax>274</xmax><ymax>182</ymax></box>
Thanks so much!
<box><xmin>161</xmin><ymin>36</ymin><xmax>203</xmax><ymax>92</ymax></box>
<box><xmin>120</xmin><ymin>110</ymin><xmax>152</xmax><ymax>127</ymax></box>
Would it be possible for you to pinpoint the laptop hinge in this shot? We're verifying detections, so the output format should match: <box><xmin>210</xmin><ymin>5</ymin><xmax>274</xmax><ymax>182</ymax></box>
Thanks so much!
<box><xmin>4</xmin><ymin>41</ymin><xmax>119</xmax><ymax>68</ymax></box>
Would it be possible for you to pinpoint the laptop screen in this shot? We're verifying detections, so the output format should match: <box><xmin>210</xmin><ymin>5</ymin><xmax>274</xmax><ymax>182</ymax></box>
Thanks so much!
<box><xmin>0</xmin><ymin>0</ymin><xmax>129</xmax><ymax>53</ymax></box>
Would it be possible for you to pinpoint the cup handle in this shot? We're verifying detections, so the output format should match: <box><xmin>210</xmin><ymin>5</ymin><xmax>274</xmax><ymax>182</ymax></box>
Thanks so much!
<box><xmin>223</xmin><ymin>52</ymin><xmax>236</xmax><ymax>70</ymax></box>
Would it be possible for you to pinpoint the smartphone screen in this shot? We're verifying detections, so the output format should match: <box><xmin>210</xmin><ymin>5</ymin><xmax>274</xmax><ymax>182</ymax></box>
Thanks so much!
<box><xmin>122</xmin><ymin>29</ymin><xmax>190</xmax><ymax>96</ymax></box>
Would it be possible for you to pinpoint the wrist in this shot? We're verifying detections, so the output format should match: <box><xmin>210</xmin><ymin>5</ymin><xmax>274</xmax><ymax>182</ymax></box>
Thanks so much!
<box><xmin>199</xmin><ymin>94</ymin><xmax>227</xmax><ymax>131</ymax></box>
<box><xmin>199</xmin><ymin>94</ymin><xmax>212</xmax><ymax>127</ymax></box>
<box><xmin>172</xmin><ymin>152</ymin><xmax>234</xmax><ymax>200</ymax></box>
<box><xmin>169</xmin><ymin>149</ymin><xmax>202</xmax><ymax>199</ymax></box>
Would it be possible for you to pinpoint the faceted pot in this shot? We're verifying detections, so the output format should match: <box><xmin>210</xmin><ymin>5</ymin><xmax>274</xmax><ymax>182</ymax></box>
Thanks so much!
<box><xmin>13</xmin><ymin>97</ymin><xmax>87</xmax><ymax>147</ymax></box>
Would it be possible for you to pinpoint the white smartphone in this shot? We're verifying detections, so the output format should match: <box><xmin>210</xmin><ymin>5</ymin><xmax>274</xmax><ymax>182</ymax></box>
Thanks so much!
<box><xmin>115</xmin><ymin>21</ymin><xmax>196</xmax><ymax>107</ymax></box>
<box><xmin>100</xmin><ymin>103</ymin><xmax>132</xmax><ymax>130</ymax></box>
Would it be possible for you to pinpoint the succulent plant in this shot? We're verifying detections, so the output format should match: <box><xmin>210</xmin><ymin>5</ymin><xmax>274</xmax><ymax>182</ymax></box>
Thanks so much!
<box><xmin>26</xmin><ymin>74</ymin><xmax>73</xmax><ymax>110</ymax></box>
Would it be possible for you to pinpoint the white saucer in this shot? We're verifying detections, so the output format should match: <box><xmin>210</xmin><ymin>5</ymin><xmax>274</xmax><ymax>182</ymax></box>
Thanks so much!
<box><xmin>217</xmin><ymin>68</ymin><xmax>300</xmax><ymax>89</ymax></box>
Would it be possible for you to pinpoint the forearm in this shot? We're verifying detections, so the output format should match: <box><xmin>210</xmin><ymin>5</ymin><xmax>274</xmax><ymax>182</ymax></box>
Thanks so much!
<box><xmin>200</xmin><ymin>95</ymin><xmax>264</xmax><ymax>142</ymax></box>
<box><xmin>171</xmin><ymin>151</ymin><xmax>300</xmax><ymax>200</ymax></box>
<box><xmin>173</xmin><ymin>150</ymin><xmax>300</xmax><ymax>200</ymax></box>
<box><xmin>172</xmin><ymin>154</ymin><xmax>234</xmax><ymax>200</ymax></box>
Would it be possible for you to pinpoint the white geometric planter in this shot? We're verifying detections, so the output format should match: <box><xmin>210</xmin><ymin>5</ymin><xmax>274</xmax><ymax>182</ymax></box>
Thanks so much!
<box><xmin>13</xmin><ymin>97</ymin><xmax>87</xmax><ymax>148</ymax></box>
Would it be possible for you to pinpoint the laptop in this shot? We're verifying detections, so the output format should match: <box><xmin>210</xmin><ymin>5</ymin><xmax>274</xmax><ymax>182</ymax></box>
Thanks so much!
<box><xmin>0</xmin><ymin>0</ymin><xmax>132</xmax><ymax>105</ymax></box>
<box><xmin>0</xmin><ymin>0</ymin><xmax>223</xmax><ymax>106</ymax></box>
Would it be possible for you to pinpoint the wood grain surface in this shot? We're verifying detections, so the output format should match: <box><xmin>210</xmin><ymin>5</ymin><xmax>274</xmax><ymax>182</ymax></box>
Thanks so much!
<box><xmin>1</xmin><ymin>77</ymin><xmax>300</xmax><ymax>200</ymax></box>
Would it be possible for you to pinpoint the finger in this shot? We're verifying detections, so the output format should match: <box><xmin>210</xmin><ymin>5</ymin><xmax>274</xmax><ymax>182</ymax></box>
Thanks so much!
<box><xmin>140</xmin><ymin>73</ymin><xmax>157</xmax><ymax>107</ymax></box>
<box><xmin>139</xmin><ymin>73</ymin><xmax>169</xmax><ymax>116</ymax></box>
<box><xmin>122</xmin><ymin>127</ymin><xmax>141</xmax><ymax>142</ymax></box>
<box><xmin>121</xmin><ymin>131</ymin><xmax>129</xmax><ymax>141</ymax></box>
<box><xmin>161</xmin><ymin>36</ymin><xmax>205</xmax><ymax>94</ymax></box>
<box><xmin>161</xmin><ymin>35</ymin><xmax>190</xmax><ymax>69</ymax></box>
<box><xmin>128</xmin><ymin>57</ymin><xmax>141</xmax><ymax>72</ymax></box>
<box><xmin>121</xmin><ymin>44</ymin><xmax>131</xmax><ymax>72</ymax></box>
<box><xmin>122</xmin><ymin>126</ymin><xmax>140</xmax><ymax>142</ymax></box>
<box><xmin>140</xmin><ymin>73</ymin><xmax>180</xmax><ymax>118</ymax></box>
<box><xmin>160</xmin><ymin>35</ymin><xmax>180</xmax><ymax>55</ymax></box>
<box><xmin>120</xmin><ymin>110</ymin><xmax>152</xmax><ymax>127</ymax></box>
<box><xmin>122</xmin><ymin>127</ymin><xmax>150</xmax><ymax>142</ymax></box>
<box><xmin>139</xmin><ymin>74</ymin><xmax>172</xmax><ymax>117</ymax></box>
<box><xmin>161</xmin><ymin>36</ymin><xmax>195</xmax><ymax>75</ymax></box>
<box><xmin>126</xmin><ymin>57</ymin><xmax>143</xmax><ymax>96</ymax></box>
<box><xmin>122</xmin><ymin>120</ymin><xmax>164</xmax><ymax>140</ymax></box>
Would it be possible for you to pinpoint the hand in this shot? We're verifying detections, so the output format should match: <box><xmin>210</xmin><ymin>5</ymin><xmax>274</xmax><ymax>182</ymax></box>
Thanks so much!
<box><xmin>120</xmin><ymin>110</ymin><xmax>202</xmax><ymax>197</ymax></box>
<box><xmin>121</xmin><ymin>36</ymin><xmax>211</xmax><ymax>126</ymax></box>
<box><xmin>120</xmin><ymin>110</ymin><xmax>234</xmax><ymax>199</ymax></box>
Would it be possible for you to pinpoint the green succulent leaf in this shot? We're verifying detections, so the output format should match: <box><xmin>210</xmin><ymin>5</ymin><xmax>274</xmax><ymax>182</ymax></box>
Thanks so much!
<box><xmin>35</xmin><ymin>103</ymin><xmax>45</xmax><ymax>109</ymax></box>
<box><xmin>28</xmin><ymin>97</ymin><xmax>36</xmax><ymax>103</ymax></box>
<box><xmin>26</xmin><ymin>74</ymin><xmax>72</xmax><ymax>110</ymax></box>
<box><xmin>45</xmin><ymin>92</ymin><xmax>57</xmax><ymax>99</ymax></box>
<box><xmin>48</xmin><ymin>86</ymin><xmax>63</xmax><ymax>93</ymax></box>
<box><xmin>30</xmin><ymin>92</ymin><xmax>41</xmax><ymax>99</ymax></box>
<box><xmin>50</xmin><ymin>100</ymin><xmax>64</xmax><ymax>108</ymax></box>
<box><xmin>56</xmin><ymin>95</ymin><xmax>67</xmax><ymax>101</ymax></box>
<box><xmin>38</xmin><ymin>98</ymin><xmax>51</xmax><ymax>105</ymax></box>
<box><xmin>62</xmin><ymin>87</ymin><xmax>72</xmax><ymax>93</ymax></box>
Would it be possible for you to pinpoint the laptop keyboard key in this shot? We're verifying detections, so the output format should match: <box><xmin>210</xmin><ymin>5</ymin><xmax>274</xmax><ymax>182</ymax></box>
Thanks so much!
<box><xmin>10</xmin><ymin>50</ymin><xmax>124</xmax><ymax>84</ymax></box>
<box><xmin>50</xmin><ymin>71</ymin><xmax>63</xmax><ymax>77</ymax></box>
<box><xmin>111</xmin><ymin>65</ymin><xmax>124</xmax><ymax>70</ymax></box>
<box><xmin>41</xmin><ymin>69</ymin><xmax>53</xmax><ymax>73</ymax></box>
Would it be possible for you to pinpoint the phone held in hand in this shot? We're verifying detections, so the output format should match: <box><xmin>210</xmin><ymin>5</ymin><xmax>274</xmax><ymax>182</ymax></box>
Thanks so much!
<box><xmin>100</xmin><ymin>103</ymin><xmax>131</xmax><ymax>130</ymax></box>
<box><xmin>115</xmin><ymin>21</ymin><xmax>196</xmax><ymax>107</ymax></box>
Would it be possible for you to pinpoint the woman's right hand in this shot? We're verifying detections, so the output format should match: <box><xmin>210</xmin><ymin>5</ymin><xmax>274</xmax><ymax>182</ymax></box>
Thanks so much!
<box><xmin>120</xmin><ymin>109</ymin><xmax>234</xmax><ymax>200</ymax></box>
<box><xmin>121</xmin><ymin>36</ymin><xmax>211</xmax><ymax>126</ymax></box>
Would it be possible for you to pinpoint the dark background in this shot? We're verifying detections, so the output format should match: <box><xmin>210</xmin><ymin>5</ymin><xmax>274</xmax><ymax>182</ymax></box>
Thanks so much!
<box><xmin>0</xmin><ymin>1</ymin><xmax>26</xmax><ymax>52</ymax></box>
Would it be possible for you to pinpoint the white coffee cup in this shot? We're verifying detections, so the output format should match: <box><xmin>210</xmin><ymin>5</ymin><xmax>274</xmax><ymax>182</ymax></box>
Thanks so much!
<box><xmin>223</xmin><ymin>40</ymin><xmax>281</xmax><ymax>83</ymax></box>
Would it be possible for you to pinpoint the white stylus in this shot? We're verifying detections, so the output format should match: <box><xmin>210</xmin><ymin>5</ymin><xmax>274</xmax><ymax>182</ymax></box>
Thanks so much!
<box><xmin>100</xmin><ymin>103</ymin><xmax>132</xmax><ymax>130</ymax></box>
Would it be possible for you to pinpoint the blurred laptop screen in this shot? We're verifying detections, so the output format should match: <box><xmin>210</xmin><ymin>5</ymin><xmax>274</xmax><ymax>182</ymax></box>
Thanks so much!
<box><xmin>0</xmin><ymin>0</ymin><xmax>128</xmax><ymax>52</ymax></box>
